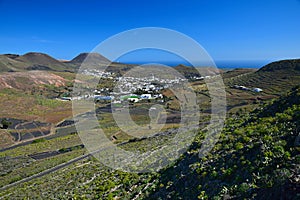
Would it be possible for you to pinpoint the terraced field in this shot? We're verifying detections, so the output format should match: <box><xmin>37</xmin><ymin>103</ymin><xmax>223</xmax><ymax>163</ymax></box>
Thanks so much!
<box><xmin>1</xmin><ymin>85</ymin><xmax>299</xmax><ymax>199</ymax></box>
<box><xmin>227</xmin><ymin>70</ymin><xmax>300</xmax><ymax>96</ymax></box>
<box><xmin>0</xmin><ymin>59</ymin><xmax>299</xmax><ymax>199</ymax></box>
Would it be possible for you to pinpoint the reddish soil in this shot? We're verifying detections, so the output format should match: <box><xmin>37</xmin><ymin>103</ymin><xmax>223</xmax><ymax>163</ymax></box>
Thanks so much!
<box><xmin>0</xmin><ymin>71</ymin><xmax>66</xmax><ymax>90</ymax></box>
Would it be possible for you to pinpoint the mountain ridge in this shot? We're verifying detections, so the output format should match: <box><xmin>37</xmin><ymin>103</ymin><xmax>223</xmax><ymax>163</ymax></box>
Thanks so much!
<box><xmin>0</xmin><ymin>52</ymin><xmax>110</xmax><ymax>72</ymax></box>
<box><xmin>258</xmin><ymin>59</ymin><xmax>300</xmax><ymax>72</ymax></box>
<box><xmin>69</xmin><ymin>52</ymin><xmax>111</xmax><ymax>64</ymax></box>
<box><xmin>1</xmin><ymin>52</ymin><xmax>299</xmax><ymax>73</ymax></box>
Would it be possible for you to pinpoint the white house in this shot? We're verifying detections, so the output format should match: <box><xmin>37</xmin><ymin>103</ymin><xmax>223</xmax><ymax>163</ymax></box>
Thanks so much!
<box><xmin>253</xmin><ymin>88</ymin><xmax>263</xmax><ymax>92</ymax></box>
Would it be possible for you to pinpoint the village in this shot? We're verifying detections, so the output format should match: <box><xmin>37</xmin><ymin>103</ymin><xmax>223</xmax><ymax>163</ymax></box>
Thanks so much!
<box><xmin>59</xmin><ymin>68</ymin><xmax>204</xmax><ymax>104</ymax></box>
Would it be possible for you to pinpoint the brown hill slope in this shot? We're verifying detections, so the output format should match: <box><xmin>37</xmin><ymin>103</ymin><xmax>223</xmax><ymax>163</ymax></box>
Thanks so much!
<box><xmin>0</xmin><ymin>52</ymin><xmax>75</xmax><ymax>72</ymax></box>
<box><xmin>0</xmin><ymin>55</ymin><xmax>27</xmax><ymax>72</ymax></box>
<box><xmin>69</xmin><ymin>52</ymin><xmax>110</xmax><ymax>64</ymax></box>
<box><xmin>16</xmin><ymin>52</ymin><xmax>63</xmax><ymax>66</ymax></box>
<box><xmin>0</xmin><ymin>71</ymin><xmax>66</xmax><ymax>90</ymax></box>
<box><xmin>0</xmin><ymin>52</ymin><xmax>114</xmax><ymax>72</ymax></box>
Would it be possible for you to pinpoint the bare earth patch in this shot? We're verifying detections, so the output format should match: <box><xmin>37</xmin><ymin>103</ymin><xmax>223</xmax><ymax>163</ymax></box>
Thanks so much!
<box><xmin>0</xmin><ymin>71</ymin><xmax>66</xmax><ymax>90</ymax></box>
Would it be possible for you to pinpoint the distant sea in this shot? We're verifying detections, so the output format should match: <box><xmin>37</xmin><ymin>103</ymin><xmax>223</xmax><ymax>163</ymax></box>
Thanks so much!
<box><xmin>124</xmin><ymin>60</ymin><xmax>271</xmax><ymax>70</ymax></box>
<box><xmin>214</xmin><ymin>60</ymin><xmax>271</xmax><ymax>70</ymax></box>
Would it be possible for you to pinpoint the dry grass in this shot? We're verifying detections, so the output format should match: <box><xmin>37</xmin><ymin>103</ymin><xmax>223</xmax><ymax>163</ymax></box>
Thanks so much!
<box><xmin>0</xmin><ymin>130</ymin><xmax>14</xmax><ymax>148</ymax></box>
<box><xmin>0</xmin><ymin>89</ymin><xmax>72</xmax><ymax>123</ymax></box>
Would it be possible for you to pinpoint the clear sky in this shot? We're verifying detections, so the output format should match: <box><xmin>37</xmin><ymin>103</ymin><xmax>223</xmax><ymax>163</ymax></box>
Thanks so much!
<box><xmin>1</xmin><ymin>0</ymin><xmax>300</xmax><ymax>67</ymax></box>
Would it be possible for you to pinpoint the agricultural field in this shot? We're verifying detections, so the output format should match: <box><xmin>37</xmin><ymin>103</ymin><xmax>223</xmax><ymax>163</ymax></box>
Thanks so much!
<box><xmin>0</xmin><ymin>59</ymin><xmax>300</xmax><ymax>199</ymax></box>
<box><xmin>0</xmin><ymin>85</ymin><xmax>299</xmax><ymax>199</ymax></box>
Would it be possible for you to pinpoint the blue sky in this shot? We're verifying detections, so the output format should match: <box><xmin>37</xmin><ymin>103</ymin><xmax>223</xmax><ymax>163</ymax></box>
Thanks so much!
<box><xmin>1</xmin><ymin>0</ymin><xmax>300</xmax><ymax>67</ymax></box>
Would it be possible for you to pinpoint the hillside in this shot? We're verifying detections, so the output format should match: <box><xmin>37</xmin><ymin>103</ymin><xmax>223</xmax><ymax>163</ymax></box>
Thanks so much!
<box><xmin>1</xmin><ymin>86</ymin><xmax>299</xmax><ymax>199</ymax></box>
<box><xmin>16</xmin><ymin>53</ymin><xmax>67</xmax><ymax>70</ymax></box>
<box><xmin>69</xmin><ymin>52</ymin><xmax>110</xmax><ymax>64</ymax></box>
<box><xmin>0</xmin><ymin>52</ymin><xmax>112</xmax><ymax>72</ymax></box>
<box><xmin>0</xmin><ymin>54</ymin><xmax>28</xmax><ymax>72</ymax></box>
<box><xmin>0</xmin><ymin>52</ymin><xmax>72</xmax><ymax>72</ymax></box>
<box><xmin>227</xmin><ymin>59</ymin><xmax>300</xmax><ymax>96</ymax></box>
<box><xmin>0</xmin><ymin>56</ymin><xmax>300</xmax><ymax>199</ymax></box>
<box><xmin>0</xmin><ymin>71</ymin><xmax>66</xmax><ymax>90</ymax></box>
<box><xmin>222</xmin><ymin>68</ymin><xmax>256</xmax><ymax>79</ymax></box>
<box><xmin>149</xmin><ymin>86</ymin><xmax>300</xmax><ymax>199</ymax></box>
<box><xmin>258</xmin><ymin>59</ymin><xmax>300</xmax><ymax>72</ymax></box>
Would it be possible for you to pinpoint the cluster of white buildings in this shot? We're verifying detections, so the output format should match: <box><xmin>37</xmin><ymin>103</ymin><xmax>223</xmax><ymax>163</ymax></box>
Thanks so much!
<box><xmin>60</xmin><ymin>69</ymin><xmax>188</xmax><ymax>103</ymax></box>
<box><xmin>114</xmin><ymin>75</ymin><xmax>185</xmax><ymax>94</ymax></box>
<box><xmin>81</xmin><ymin>69</ymin><xmax>114</xmax><ymax>79</ymax></box>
